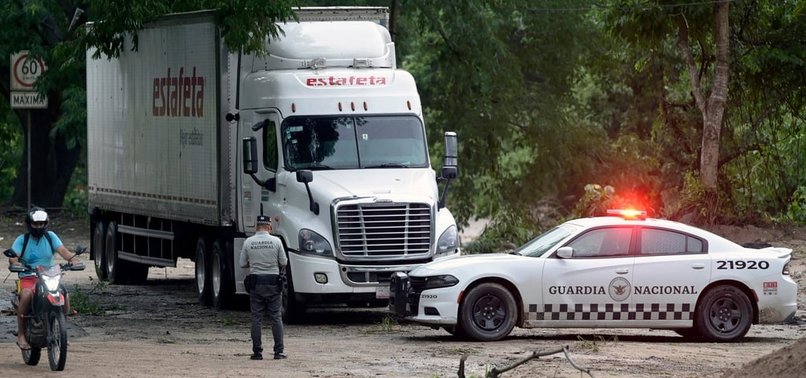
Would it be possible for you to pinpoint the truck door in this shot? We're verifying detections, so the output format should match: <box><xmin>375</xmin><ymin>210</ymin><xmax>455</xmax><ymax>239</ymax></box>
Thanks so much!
<box><xmin>240</xmin><ymin>111</ymin><xmax>281</xmax><ymax>232</ymax></box>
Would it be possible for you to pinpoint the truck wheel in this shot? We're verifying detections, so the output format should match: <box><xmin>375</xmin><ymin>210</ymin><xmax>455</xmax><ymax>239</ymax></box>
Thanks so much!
<box><xmin>695</xmin><ymin>285</ymin><xmax>752</xmax><ymax>342</ymax></box>
<box><xmin>125</xmin><ymin>262</ymin><xmax>149</xmax><ymax>285</ymax></box>
<box><xmin>195</xmin><ymin>238</ymin><xmax>212</xmax><ymax>305</ymax></box>
<box><xmin>211</xmin><ymin>239</ymin><xmax>234</xmax><ymax>310</ymax></box>
<box><xmin>105</xmin><ymin>222</ymin><xmax>127</xmax><ymax>284</ymax></box>
<box><xmin>92</xmin><ymin>220</ymin><xmax>108</xmax><ymax>281</ymax></box>
<box><xmin>282</xmin><ymin>266</ymin><xmax>306</xmax><ymax>322</ymax></box>
<box><xmin>459</xmin><ymin>283</ymin><xmax>517</xmax><ymax>341</ymax></box>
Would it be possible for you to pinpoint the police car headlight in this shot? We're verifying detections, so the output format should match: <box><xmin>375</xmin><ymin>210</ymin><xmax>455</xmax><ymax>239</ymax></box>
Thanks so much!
<box><xmin>436</xmin><ymin>225</ymin><xmax>459</xmax><ymax>256</ymax></box>
<box><xmin>422</xmin><ymin>275</ymin><xmax>459</xmax><ymax>290</ymax></box>
<box><xmin>298</xmin><ymin>229</ymin><xmax>333</xmax><ymax>258</ymax></box>
<box><xmin>43</xmin><ymin>276</ymin><xmax>60</xmax><ymax>291</ymax></box>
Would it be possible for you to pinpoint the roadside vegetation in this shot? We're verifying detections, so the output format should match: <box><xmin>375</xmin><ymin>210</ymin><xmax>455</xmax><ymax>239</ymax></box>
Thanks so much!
<box><xmin>0</xmin><ymin>1</ymin><xmax>803</xmax><ymax>251</ymax></box>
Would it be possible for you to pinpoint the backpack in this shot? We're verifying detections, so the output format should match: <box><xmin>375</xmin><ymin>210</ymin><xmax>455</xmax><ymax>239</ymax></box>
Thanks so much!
<box><xmin>19</xmin><ymin>232</ymin><xmax>54</xmax><ymax>263</ymax></box>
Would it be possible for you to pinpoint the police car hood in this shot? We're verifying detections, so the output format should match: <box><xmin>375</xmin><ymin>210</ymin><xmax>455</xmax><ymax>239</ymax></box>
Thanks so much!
<box><xmin>409</xmin><ymin>253</ymin><xmax>525</xmax><ymax>277</ymax></box>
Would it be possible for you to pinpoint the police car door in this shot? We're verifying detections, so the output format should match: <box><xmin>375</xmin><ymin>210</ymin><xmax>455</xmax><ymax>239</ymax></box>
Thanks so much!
<box><xmin>538</xmin><ymin>226</ymin><xmax>635</xmax><ymax>328</ymax></box>
<box><xmin>630</xmin><ymin>227</ymin><xmax>710</xmax><ymax>328</ymax></box>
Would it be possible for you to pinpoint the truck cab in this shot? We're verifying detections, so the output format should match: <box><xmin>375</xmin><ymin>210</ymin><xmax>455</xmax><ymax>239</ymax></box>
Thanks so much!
<box><xmin>236</xmin><ymin>17</ymin><xmax>460</xmax><ymax>314</ymax></box>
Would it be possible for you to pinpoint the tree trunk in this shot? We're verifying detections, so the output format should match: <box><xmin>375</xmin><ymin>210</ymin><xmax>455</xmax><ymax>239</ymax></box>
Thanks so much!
<box><xmin>676</xmin><ymin>1</ymin><xmax>730</xmax><ymax>221</ymax></box>
<box><xmin>700</xmin><ymin>2</ymin><xmax>730</xmax><ymax>191</ymax></box>
<box><xmin>9</xmin><ymin>95</ymin><xmax>80</xmax><ymax>209</ymax></box>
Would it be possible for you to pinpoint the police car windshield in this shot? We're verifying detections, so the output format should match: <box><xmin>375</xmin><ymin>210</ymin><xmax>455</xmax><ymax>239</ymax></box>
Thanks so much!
<box><xmin>282</xmin><ymin>116</ymin><xmax>428</xmax><ymax>171</ymax></box>
<box><xmin>516</xmin><ymin>225</ymin><xmax>576</xmax><ymax>257</ymax></box>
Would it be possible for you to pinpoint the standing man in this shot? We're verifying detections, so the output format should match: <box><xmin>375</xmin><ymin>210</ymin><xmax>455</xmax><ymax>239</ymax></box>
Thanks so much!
<box><xmin>239</xmin><ymin>214</ymin><xmax>288</xmax><ymax>360</ymax></box>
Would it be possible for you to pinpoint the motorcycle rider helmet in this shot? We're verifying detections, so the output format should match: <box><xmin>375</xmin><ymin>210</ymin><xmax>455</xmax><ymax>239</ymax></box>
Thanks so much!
<box><xmin>25</xmin><ymin>207</ymin><xmax>49</xmax><ymax>238</ymax></box>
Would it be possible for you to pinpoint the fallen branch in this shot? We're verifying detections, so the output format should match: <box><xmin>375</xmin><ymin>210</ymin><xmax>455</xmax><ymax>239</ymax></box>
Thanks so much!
<box><xmin>458</xmin><ymin>345</ymin><xmax>593</xmax><ymax>378</ymax></box>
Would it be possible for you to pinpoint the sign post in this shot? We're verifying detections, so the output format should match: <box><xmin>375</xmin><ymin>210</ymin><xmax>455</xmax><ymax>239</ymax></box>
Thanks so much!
<box><xmin>10</xmin><ymin>51</ymin><xmax>48</xmax><ymax>210</ymax></box>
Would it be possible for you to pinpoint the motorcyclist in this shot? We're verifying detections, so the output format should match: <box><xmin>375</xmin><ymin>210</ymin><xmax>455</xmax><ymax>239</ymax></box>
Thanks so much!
<box><xmin>7</xmin><ymin>208</ymin><xmax>84</xmax><ymax>350</ymax></box>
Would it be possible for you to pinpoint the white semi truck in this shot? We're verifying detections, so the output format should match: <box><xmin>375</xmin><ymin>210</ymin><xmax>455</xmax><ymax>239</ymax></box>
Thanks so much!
<box><xmin>86</xmin><ymin>7</ymin><xmax>460</xmax><ymax>313</ymax></box>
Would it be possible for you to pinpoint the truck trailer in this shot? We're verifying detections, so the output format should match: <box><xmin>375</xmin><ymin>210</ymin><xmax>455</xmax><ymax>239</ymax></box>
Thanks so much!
<box><xmin>86</xmin><ymin>7</ymin><xmax>460</xmax><ymax>313</ymax></box>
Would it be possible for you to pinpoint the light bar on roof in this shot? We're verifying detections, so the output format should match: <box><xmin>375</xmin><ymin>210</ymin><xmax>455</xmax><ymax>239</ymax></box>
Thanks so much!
<box><xmin>607</xmin><ymin>209</ymin><xmax>647</xmax><ymax>220</ymax></box>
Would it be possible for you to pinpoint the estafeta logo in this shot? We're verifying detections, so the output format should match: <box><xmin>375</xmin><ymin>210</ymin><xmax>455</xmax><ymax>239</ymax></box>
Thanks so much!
<box><xmin>152</xmin><ymin>67</ymin><xmax>205</xmax><ymax>117</ymax></box>
<box><xmin>305</xmin><ymin>75</ymin><xmax>387</xmax><ymax>87</ymax></box>
<box><xmin>609</xmin><ymin>277</ymin><xmax>631</xmax><ymax>302</ymax></box>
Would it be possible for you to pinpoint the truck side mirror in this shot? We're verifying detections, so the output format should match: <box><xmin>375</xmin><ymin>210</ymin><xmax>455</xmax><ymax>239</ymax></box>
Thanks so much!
<box><xmin>442</xmin><ymin>131</ymin><xmax>458</xmax><ymax>179</ymax></box>
<box><xmin>296</xmin><ymin>170</ymin><xmax>313</xmax><ymax>184</ymax></box>
<box><xmin>295</xmin><ymin>170</ymin><xmax>319</xmax><ymax>215</ymax></box>
<box><xmin>242</xmin><ymin>137</ymin><xmax>258</xmax><ymax>174</ymax></box>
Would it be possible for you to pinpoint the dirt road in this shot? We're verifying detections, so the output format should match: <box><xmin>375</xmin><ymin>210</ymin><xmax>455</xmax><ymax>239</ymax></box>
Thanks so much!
<box><xmin>1</xmin><ymin>215</ymin><xmax>804</xmax><ymax>377</ymax></box>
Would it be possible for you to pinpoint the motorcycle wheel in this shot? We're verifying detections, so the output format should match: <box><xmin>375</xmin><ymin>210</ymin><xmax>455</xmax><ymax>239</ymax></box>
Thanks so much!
<box><xmin>22</xmin><ymin>346</ymin><xmax>41</xmax><ymax>366</ymax></box>
<box><xmin>47</xmin><ymin>310</ymin><xmax>68</xmax><ymax>371</ymax></box>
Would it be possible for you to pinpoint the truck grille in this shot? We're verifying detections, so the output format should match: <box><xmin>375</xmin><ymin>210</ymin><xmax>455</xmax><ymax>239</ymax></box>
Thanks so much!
<box><xmin>336</xmin><ymin>202</ymin><xmax>432</xmax><ymax>258</ymax></box>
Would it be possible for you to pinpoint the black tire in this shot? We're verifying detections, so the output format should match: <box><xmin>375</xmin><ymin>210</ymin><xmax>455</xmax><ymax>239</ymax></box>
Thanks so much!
<box><xmin>282</xmin><ymin>266</ymin><xmax>306</xmax><ymax>322</ymax></box>
<box><xmin>125</xmin><ymin>262</ymin><xmax>149</xmax><ymax>285</ymax></box>
<box><xmin>443</xmin><ymin>326</ymin><xmax>468</xmax><ymax>339</ymax></box>
<box><xmin>105</xmin><ymin>222</ymin><xmax>126</xmax><ymax>284</ymax></box>
<box><xmin>22</xmin><ymin>346</ymin><xmax>41</xmax><ymax>366</ymax></box>
<box><xmin>673</xmin><ymin>328</ymin><xmax>702</xmax><ymax>339</ymax></box>
<box><xmin>92</xmin><ymin>220</ymin><xmax>108</xmax><ymax>281</ymax></box>
<box><xmin>695</xmin><ymin>285</ymin><xmax>753</xmax><ymax>342</ymax></box>
<box><xmin>195</xmin><ymin>238</ymin><xmax>212</xmax><ymax>305</ymax></box>
<box><xmin>211</xmin><ymin>239</ymin><xmax>235</xmax><ymax>310</ymax></box>
<box><xmin>47</xmin><ymin>310</ymin><xmax>67</xmax><ymax>371</ymax></box>
<box><xmin>459</xmin><ymin>283</ymin><xmax>517</xmax><ymax>341</ymax></box>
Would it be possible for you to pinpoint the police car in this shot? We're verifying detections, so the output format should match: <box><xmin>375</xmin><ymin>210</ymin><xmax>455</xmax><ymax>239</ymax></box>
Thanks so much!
<box><xmin>390</xmin><ymin>210</ymin><xmax>798</xmax><ymax>342</ymax></box>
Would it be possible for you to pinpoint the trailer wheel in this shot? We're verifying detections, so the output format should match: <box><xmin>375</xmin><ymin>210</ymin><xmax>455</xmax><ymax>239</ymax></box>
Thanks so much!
<box><xmin>195</xmin><ymin>238</ymin><xmax>212</xmax><ymax>305</ymax></box>
<box><xmin>126</xmin><ymin>262</ymin><xmax>149</xmax><ymax>285</ymax></box>
<box><xmin>211</xmin><ymin>239</ymin><xmax>234</xmax><ymax>310</ymax></box>
<box><xmin>105</xmin><ymin>222</ymin><xmax>127</xmax><ymax>284</ymax></box>
<box><xmin>92</xmin><ymin>220</ymin><xmax>107</xmax><ymax>281</ymax></box>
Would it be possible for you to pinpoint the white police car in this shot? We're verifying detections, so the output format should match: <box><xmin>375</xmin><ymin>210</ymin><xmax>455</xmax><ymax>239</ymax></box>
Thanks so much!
<box><xmin>390</xmin><ymin>210</ymin><xmax>798</xmax><ymax>342</ymax></box>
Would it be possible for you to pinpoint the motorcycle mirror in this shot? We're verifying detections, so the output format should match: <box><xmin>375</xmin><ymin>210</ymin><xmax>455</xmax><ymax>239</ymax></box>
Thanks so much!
<box><xmin>74</xmin><ymin>245</ymin><xmax>88</xmax><ymax>255</ymax></box>
<box><xmin>3</xmin><ymin>249</ymin><xmax>17</xmax><ymax>258</ymax></box>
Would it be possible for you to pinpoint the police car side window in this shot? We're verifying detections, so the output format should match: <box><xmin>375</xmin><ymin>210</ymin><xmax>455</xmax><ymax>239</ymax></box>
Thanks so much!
<box><xmin>641</xmin><ymin>228</ymin><xmax>704</xmax><ymax>255</ymax></box>
<box><xmin>567</xmin><ymin>227</ymin><xmax>632</xmax><ymax>257</ymax></box>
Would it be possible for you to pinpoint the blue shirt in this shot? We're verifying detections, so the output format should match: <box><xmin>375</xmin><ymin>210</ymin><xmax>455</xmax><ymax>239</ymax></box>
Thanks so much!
<box><xmin>11</xmin><ymin>231</ymin><xmax>63</xmax><ymax>277</ymax></box>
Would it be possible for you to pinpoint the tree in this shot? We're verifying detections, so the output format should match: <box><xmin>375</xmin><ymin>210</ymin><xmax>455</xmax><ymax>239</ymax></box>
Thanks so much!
<box><xmin>0</xmin><ymin>0</ymin><xmax>296</xmax><ymax>209</ymax></box>
<box><xmin>397</xmin><ymin>0</ymin><xmax>599</xmax><ymax>240</ymax></box>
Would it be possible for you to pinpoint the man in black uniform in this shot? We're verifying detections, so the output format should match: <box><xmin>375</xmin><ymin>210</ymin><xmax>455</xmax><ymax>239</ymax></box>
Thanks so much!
<box><xmin>239</xmin><ymin>215</ymin><xmax>288</xmax><ymax>360</ymax></box>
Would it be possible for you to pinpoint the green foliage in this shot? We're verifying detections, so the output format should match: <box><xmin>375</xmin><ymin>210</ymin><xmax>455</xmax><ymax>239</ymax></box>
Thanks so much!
<box><xmin>70</xmin><ymin>278</ymin><xmax>118</xmax><ymax>315</ymax></box>
<box><xmin>785</xmin><ymin>186</ymin><xmax>806</xmax><ymax>224</ymax></box>
<box><xmin>81</xmin><ymin>0</ymin><xmax>298</xmax><ymax>58</ymax></box>
<box><xmin>572</xmin><ymin>184</ymin><xmax>616</xmax><ymax>218</ymax></box>
<box><xmin>0</xmin><ymin>103</ymin><xmax>22</xmax><ymax>200</ymax></box>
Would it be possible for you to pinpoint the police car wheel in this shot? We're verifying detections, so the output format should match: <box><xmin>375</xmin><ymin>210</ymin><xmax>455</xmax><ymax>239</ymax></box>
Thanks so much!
<box><xmin>673</xmin><ymin>328</ymin><xmax>701</xmax><ymax>339</ymax></box>
<box><xmin>696</xmin><ymin>285</ymin><xmax>752</xmax><ymax>342</ymax></box>
<box><xmin>459</xmin><ymin>283</ymin><xmax>517</xmax><ymax>341</ymax></box>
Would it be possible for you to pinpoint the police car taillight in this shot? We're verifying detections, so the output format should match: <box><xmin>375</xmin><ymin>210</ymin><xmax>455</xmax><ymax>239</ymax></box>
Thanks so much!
<box><xmin>606</xmin><ymin>209</ymin><xmax>647</xmax><ymax>220</ymax></box>
<box><xmin>783</xmin><ymin>261</ymin><xmax>790</xmax><ymax>276</ymax></box>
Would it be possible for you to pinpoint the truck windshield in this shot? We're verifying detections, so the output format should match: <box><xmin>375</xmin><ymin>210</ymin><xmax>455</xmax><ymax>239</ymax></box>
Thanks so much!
<box><xmin>282</xmin><ymin>116</ymin><xmax>428</xmax><ymax>170</ymax></box>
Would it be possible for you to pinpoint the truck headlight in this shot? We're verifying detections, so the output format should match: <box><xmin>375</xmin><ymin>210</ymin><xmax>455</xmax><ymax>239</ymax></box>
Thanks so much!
<box><xmin>436</xmin><ymin>225</ymin><xmax>458</xmax><ymax>256</ymax></box>
<box><xmin>423</xmin><ymin>275</ymin><xmax>459</xmax><ymax>290</ymax></box>
<box><xmin>298</xmin><ymin>229</ymin><xmax>333</xmax><ymax>257</ymax></box>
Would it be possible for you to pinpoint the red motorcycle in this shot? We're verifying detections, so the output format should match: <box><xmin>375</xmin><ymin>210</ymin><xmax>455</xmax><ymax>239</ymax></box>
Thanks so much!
<box><xmin>5</xmin><ymin>247</ymin><xmax>85</xmax><ymax>371</ymax></box>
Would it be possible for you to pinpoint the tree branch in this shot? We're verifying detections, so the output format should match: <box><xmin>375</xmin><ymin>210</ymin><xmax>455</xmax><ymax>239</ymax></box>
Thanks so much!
<box><xmin>675</xmin><ymin>14</ymin><xmax>706</xmax><ymax>115</ymax></box>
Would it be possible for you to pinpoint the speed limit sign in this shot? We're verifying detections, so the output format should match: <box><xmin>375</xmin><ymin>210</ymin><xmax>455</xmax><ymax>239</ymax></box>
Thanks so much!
<box><xmin>11</xmin><ymin>51</ymin><xmax>46</xmax><ymax>91</ymax></box>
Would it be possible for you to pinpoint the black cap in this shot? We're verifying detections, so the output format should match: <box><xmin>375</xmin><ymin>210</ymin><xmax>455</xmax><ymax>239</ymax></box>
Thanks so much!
<box><xmin>256</xmin><ymin>215</ymin><xmax>271</xmax><ymax>225</ymax></box>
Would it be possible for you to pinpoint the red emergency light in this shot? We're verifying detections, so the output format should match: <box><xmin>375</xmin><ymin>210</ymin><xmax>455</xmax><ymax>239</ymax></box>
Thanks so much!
<box><xmin>606</xmin><ymin>209</ymin><xmax>647</xmax><ymax>220</ymax></box>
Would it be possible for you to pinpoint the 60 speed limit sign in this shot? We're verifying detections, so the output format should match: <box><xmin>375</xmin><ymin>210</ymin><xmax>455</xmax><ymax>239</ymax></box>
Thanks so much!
<box><xmin>11</xmin><ymin>51</ymin><xmax>47</xmax><ymax>91</ymax></box>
